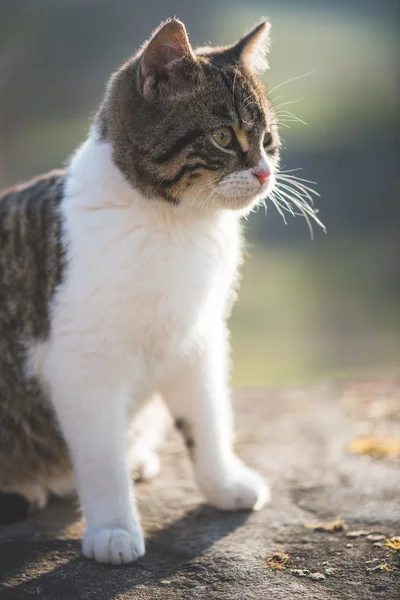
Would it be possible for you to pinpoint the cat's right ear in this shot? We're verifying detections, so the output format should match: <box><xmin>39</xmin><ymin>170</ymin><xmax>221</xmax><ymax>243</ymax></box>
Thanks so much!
<box><xmin>139</xmin><ymin>19</ymin><xmax>198</xmax><ymax>99</ymax></box>
<box><xmin>228</xmin><ymin>21</ymin><xmax>271</xmax><ymax>74</ymax></box>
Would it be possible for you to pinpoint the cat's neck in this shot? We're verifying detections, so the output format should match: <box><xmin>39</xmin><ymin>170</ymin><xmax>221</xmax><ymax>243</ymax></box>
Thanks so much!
<box><xmin>65</xmin><ymin>126</ymin><xmax>239</xmax><ymax>231</ymax></box>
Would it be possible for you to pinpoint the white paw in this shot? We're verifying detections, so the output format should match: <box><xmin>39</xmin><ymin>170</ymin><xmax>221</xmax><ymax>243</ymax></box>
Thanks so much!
<box><xmin>199</xmin><ymin>461</ymin><xmax>270</xmax><ymax>511</ymax></box>
<box><xmin>135</xmin><ymin>452</ymin><xmax>160</xmax><ymax>482</ymax></box>
<box><xmin>82</xmin><ymin>526</ymin><xmax>145</xmax><ymax>564</ymax></box>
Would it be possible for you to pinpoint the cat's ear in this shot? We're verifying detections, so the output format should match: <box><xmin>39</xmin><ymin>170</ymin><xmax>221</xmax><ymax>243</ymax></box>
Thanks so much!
<box><xmin>139</xmin><ymin>19</ymin><xmax>198</xmax><ymax>98</ymax></box>
<box><xmin>229</xmin><ymin>21</ymin><xmax>271</xmax><ymax>74</ymax></box>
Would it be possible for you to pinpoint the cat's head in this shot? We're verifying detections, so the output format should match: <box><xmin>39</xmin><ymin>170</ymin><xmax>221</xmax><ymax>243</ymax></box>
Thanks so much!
<box><xmin>98</xmin><ymin>18</ymin><xmax>280</xmax><ymax>212</ymax></box>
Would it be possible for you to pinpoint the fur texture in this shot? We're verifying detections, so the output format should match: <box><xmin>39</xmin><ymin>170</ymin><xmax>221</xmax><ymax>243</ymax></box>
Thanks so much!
<box><xmin>0</xmin><ymin>19</ymin><xmax>279</xmax><ymax>561</ymax></box>
<box><xmin>0</xmin><ymin>171</ymin><xmax>71</xmax><ymax>504</ymax></box>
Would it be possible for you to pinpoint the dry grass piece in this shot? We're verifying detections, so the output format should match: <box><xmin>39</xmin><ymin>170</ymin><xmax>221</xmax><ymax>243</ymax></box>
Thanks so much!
<box><xmin>384</xmin><ymin>537</ymin><xmax>400</xmax><ymax>551</ymax></box>
<box><xmin>290</xmin><ymin>569</ymin><xmax>326</xmax><ymax>581</ymax></box>
<box><xmin>348</xmin><ymin>436</ymin><xmax>400</xmax><ymax>458</ymax></box>
<box><xmin>346</xmin><ymin>530</ymin><xmax>370</xmax><ymax>538</ymax></box>
<box><xmin>366</xmin><ymin>563</ymin><xmax>393</xmax><ymax>573</ymax></box>
<box><xmin>303</xmin><ymin>519</ymin><xmax>346</xmax><ymax>533</ymax></box>
<box><xmin>264</xmin><ymin>552</ymin><xmax>289</xmax><ymax>570</ymax></box>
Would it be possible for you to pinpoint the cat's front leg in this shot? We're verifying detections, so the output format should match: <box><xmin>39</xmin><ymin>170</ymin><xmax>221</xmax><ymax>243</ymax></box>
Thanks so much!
<box><xmin>161</xmin><ymin>325</ymin><xmax>270</xmax><ymax>511</ymax></box>
<box><xmin>44</xmin><ymin>354</ymin><xmax>144</xmax><ymax>564</ymax></box>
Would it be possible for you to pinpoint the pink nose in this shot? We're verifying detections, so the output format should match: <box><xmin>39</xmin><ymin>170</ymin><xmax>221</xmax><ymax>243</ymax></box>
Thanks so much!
<box><xmin>253</xmin><ymin>170</ymin><xmax>271</xmax><ymax>185</ymax></box>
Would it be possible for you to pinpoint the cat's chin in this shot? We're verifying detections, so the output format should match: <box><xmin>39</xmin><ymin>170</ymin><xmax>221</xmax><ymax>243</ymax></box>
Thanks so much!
<box><xmin>213</xmin><ymin>180</ymin><xmax>275</xmax><ymax>213</ymax></box>
<box><xmin>224</xmin><ymin>195</ymin><xmax>262</xmax><ymax>211</ymax></box>
<box><xmin>178</xmin><ymin>193</ymin><xmax>258</xmax><ymax>214</ymax></box>
<box><xmin>214</xmin><ymin>191</ymin><xmax>267</xmax><ymax>212</ymax></box>
<box><xmin>181</xmin><ymin>194</ymin><xmax>263</xmax><ymax>214</ymax></box>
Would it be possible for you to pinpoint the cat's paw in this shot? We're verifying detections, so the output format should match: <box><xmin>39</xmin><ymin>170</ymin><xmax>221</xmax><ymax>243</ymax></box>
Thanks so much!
<box><xmin>200</xmin><ymin>461</ymin><xmax>270</xmax><ymax>511</ymax></box>
<box><xmin>134</xmin><ymin>451</ymin><xmax>160</xmax><ymax>482</ymax></box>
<box><xmin>82</xmin><ymin>526</ymin><xmax>145</xmax><ymax>564</ymax></box>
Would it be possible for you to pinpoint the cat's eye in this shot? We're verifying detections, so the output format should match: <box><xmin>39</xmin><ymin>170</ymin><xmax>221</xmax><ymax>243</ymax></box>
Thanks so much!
<box><xmin>263</xmin><ymin>129</ymin><xmax>273</xmax><ymax>148</ymax></box>
<box><xmin>212</xmin><ymin>127</ymin><xmax>234</xmax><ymax>150</ymax></box>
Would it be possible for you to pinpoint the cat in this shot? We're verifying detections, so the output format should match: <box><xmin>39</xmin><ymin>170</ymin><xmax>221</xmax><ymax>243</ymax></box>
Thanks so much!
<box><xmin>0</xmin><ymin>18</ymin><xmax>280</xmax><ymax>564</ymax></box>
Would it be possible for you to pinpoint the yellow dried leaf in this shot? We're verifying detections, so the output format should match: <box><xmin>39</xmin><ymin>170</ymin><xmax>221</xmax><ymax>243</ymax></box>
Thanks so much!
<box><xmin>384</xmin><ymin>537</ymin><xmax>400</xmax><ymax>550</ymax></box>
<box><xmin>264</xmin><ymin>552</ymin><xmax>289</xmax><ymax>570</ymax></box>
<box><xmin>303</xmin><ymin>520</ymin><xmax>346</xmax><ymax>533</ymax></box>
<box><xmin>349</xmin><ymin>436</ymin><xmax>400</xmax><ymax>458</ymax></box>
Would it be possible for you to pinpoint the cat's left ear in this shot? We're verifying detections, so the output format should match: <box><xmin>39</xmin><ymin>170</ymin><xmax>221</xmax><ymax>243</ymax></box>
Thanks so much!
<box><xmin>229</xmin><ymin>20</ymin><xmax>271</xmax><ymax>74</ymax></box>
<box><xmin>139</xmin><ymin>19</ymin><xmax>198</xmax><ymax>99</ymax></box>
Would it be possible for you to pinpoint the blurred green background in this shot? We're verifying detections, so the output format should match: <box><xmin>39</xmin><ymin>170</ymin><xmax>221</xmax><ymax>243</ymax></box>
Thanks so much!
<box><xmin>0</xmin><ymin>0</ymin><xmax>399</xmax><ymax>386</ymax></box>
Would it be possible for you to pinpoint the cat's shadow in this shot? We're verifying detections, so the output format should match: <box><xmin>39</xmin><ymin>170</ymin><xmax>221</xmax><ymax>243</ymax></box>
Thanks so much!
<box><xmin>0</xmin><ymin>500</ymin><xmax>251</xmax><ymax>599</ymax></box>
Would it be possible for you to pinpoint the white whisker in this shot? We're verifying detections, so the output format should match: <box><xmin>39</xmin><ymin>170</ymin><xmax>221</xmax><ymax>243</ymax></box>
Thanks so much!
<box><xmin>274</xmin><ymin>118</ymin><xmax>305</xmax><ymax>127</ymax></box>
<box><xmin>275</xmin><ymin>187</ymin><xmax>316</xmax><ymax>217</ymax></box>
<box><xmin>274</xmin><ymin>122</ymin><xmax>292</xmax><ymax>129</ymax></box>
<box><xmin>274</xmin><ymin>188</ymin><xmax>316</xmax><ymax>239</ymax></box>
<box><xmin>276</xmin><ymin>182</ymin><xmax>316</xmax><ymax>208</ymax></box>
<box><xmin>199</xmin><ymin>183</ymin><xmax>227</xmax><ymax>213</ymax></box>
<box><xmin>278</xmin><ymin>168</ymin><xmax>304</xmax><ymax>174</ymax></box>
<box><xmin>277</xmin><ymin>172</ymin><xmax>317</xmax><ymax>185</ymax></box>
<box><xmin>276</xmin><ymin>178</ymin><xmax>320</xmax><ymax>199</ymax></box>
<box><xmin>267</xmin><ymin>69</ymin><xmax>316</xmax><ymax>96</ymax></box>
<box><xmin>274</xmin><ymin>110</ymin><xmax>308</xmax><ymax>126</ymax></box>
<box><xmin>272</xmin><ymin>96</ymin><xmax>305</xmax><ymax>110</ymax></box>
<box><xmin>269</xmin><ymin>94</ymin><xmax>287</xmax><ymax>104</ymax></box>
<box><xmin>241</xmin><ymin>99</ymin><xmax>258</xmax><ymax>112</ymax></box>
<box><xmin>270</xmin><ymin>198</ymin><xmax>288</xmax><ymax>224</ymax></box>
<box><xmin>270</xmin><ymin>192</ymin><xmax>297</xmax><ymax>217</ymax></box>
<box><xmin>232</xmin><ymin>67</ymin><xmax>238</xmax><ymax>102</ymax></box>
<box><xmin>190</xmin><ymin>181</ymin><xmax>216</xmax><ymax>207</ymax></box>
<box><xmin>279</xmin><ymin>189</ymin><xmax>325</xmax><ymax>231</ymax></box>
<box><xmin>265</xmin><ymin>169</ymin><xmax>326</xmax><ymax>239</ymax></box>
<box><xmin>276</xmin><ymin>177</ymin><xmax>320</xmax><ymax>200</ymax></box>
<box><xmin>277</xmin><ymin>184</ymin><xmax>316</xmax><ymax>210</ymax></box>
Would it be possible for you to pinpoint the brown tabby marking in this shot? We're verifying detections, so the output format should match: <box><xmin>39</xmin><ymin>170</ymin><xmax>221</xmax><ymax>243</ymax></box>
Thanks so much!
<box><xmin>0</xmin><ymin>171</ymin><xmax>71</xmax><ymax>506</ymax></box>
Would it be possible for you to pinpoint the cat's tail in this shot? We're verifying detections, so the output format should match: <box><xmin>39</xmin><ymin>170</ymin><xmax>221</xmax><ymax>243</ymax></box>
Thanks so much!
<box><xmin>0</xmin><ymin>483</ymin><xmax>49</xmax><ymax>525</ymax></box>
<box><xmin>0</xmin><ymin>493</ymin><xmax>31</xmax><ymax>525</ymax></box>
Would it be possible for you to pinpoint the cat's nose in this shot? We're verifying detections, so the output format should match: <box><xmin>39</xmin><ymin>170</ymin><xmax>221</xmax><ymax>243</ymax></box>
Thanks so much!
<box><xmin>253</xmin><ymin>169</ymin><xmax>271</xmax><ymax>185</ymax></box>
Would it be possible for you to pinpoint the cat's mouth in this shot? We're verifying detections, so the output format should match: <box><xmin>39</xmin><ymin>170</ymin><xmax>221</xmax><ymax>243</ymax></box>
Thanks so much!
<box><xmin>180</xmin><ymin>170</ymin><xmax>276</xmax><ymax>212</ymax></box>
<box><xmin>215</xmin><ymin>173</ymin><xmax>276</xmax><ymax>211</ymax></box>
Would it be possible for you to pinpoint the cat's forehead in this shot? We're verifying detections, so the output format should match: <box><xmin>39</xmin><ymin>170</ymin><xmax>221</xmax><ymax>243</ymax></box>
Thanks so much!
<box><xmin>197</xmin><ymin>55</ymin><xmax>270</xmax><ymax>130</ymax></box>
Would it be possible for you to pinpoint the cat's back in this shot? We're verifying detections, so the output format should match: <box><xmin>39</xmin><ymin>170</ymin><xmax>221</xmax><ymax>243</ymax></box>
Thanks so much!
<box><xmin>0</xmin><ymin>169</ymin><xmax>65</xmax><ymax>217</ymax></box>
<box><xmin>0</xmin><ymin>171</ymin><xmax>72</xmax><ymax>502</ymax></box>
<box><xmin>0</xmin><ymin>170</ymin><xmax>67</xmax><ymax>340</ymax></box>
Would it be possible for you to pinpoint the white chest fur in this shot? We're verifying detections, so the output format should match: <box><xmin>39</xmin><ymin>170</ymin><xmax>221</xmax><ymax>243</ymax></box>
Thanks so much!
<box><xmin>34</xmin><ymin>131</ymin><xmax>269</xmax><ymax>566</ymax></box>
<box><xmin>49</xmin><ymin>133</ymin><xmax>241</xmax><ymax>389</ymax></box>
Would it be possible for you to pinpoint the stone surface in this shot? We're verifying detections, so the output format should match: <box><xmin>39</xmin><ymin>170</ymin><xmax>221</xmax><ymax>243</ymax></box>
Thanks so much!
<box><xmin>0</xmin><ymin>380</ymin><xmax>399</xmax><ymax>599</ymax></box>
